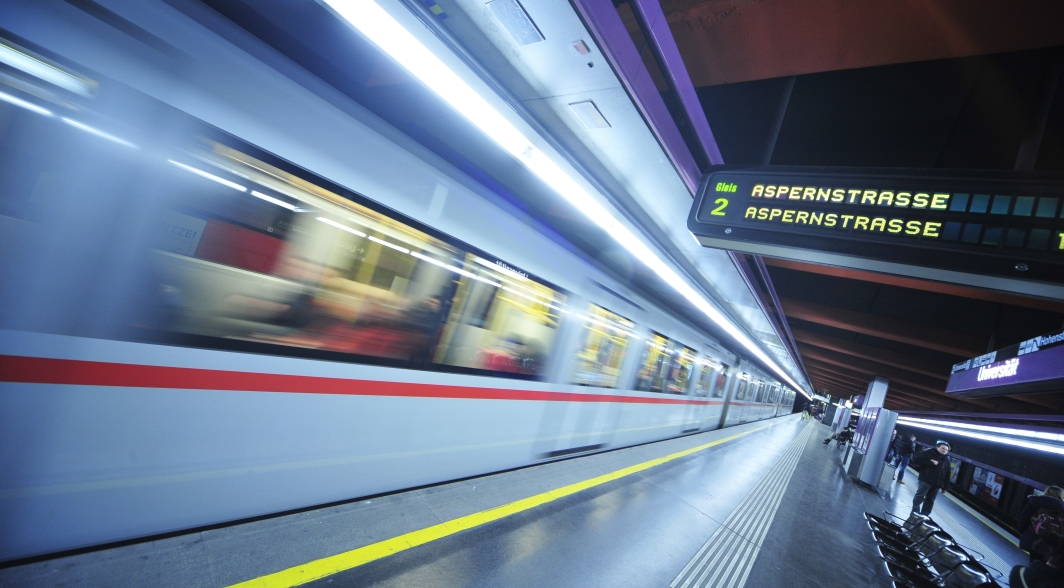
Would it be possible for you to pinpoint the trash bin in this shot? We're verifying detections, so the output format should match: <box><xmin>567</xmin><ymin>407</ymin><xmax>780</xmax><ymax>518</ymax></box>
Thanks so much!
<box><xmin>878</xmin><ymin>463</ymin><xmax>897</xmax><ymax>490</ymax></box>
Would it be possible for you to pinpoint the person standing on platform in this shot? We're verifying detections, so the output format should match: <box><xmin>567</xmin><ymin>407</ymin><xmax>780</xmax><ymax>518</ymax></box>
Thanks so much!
<box><xmin>885</xmin><ymin>429</ymin><xmax>898</xmax><ymax>464</ymax></box>
<box><xmin>910</xmin><ymin>440</ymin><xmax>952</xmax><ymax>516</ymax></box>
<box><xmin>893</xmin><ymin>433</ymin><xmax>917</xmax><ymax>485</ymax></box>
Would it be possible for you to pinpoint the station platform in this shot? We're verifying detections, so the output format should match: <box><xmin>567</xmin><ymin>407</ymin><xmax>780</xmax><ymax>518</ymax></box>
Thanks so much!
<box><xmin>0</xmin><ymin>416</ymin><xmax>1028</xmax><ymax>587</ymax></box>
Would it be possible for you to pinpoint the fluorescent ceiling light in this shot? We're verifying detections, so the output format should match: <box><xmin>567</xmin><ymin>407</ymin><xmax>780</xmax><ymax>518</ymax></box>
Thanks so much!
<box><xmin>411</xmin><ymin>251</ymin><xmax>501</xmax><ymax>286</ymax></box>
<box><xmin>321</xmin><ymin>0</ymin><xmax>805</xmax><ymax>392</ymax></box>
<box><xmin>898</xmin><ymin>416</ymin><xmax>1064</xmax><ymax>444</ymax></box>
<box><xmin>897</xmin><ymin>416</ymin><xmax>1064</xmax><ymax>456</ymax></box>
<box><xmin>0</xmin><ymin>89</ymin><xmax>53</xmax><ymax>116</ymax></box>
<box><xmin>581</xmin><ymin>314</ymin><xmax>635</xmax><ymax>336</ymax></box>
<box><xmin>500</xmin><ymin>285</ymin><xmax>561</xmax><ymax>311</ymax></box>
<box><xmin>250</xmin><ymin>190</ymin><xmax>297</xmax><ymax>210</ymax></box>
<box><xmin>317</xmin><ymin>216</ymin><xmax>367</xmax><ymax>237</ymax></box>
<box><xmin>169</xmin><ymin>160</ymin><xmax>247</xmax><ymax>192</ymax></box>
<box><xmin>60</xmin><ymin>118</ymin><xmax>137</xmax><ymax>149</ymax></box>
<box><xmin>368</xmin><ymin>235</ymin><xmax>409</xmax><ymax>253</ymax></box>
<box><xmin>0</xmin><ymin>42</ymin><xmax>93</xmax><ymax>97</ymax></box>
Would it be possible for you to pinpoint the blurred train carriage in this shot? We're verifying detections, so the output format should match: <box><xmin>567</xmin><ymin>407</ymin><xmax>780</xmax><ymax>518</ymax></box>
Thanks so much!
<box><xmin>0</xmin><ymin>29</ymin><xmax>798</xmax><ymax>561</ymax></box>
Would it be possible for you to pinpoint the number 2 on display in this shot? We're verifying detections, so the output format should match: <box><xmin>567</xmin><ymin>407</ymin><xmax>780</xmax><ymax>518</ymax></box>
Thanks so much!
<box><xmin>710</xmin><ymin>198</ymin><xmax>728</xmax><ymax>216</ymax></box>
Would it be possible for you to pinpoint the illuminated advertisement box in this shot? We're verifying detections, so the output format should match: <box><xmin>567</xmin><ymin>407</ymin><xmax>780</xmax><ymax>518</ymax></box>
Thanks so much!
<box><xmin>945</xmin><ymin>328</ymin><xmax>1064</xmax><ymax>398</ymax></box>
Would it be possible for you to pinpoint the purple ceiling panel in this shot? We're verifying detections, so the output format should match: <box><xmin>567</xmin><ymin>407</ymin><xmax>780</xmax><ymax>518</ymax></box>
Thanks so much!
<box><xmin>629</xmin><ymin>0</ymin><xmax>723</xmax><ymax>166</ymax></box>
<box><xmin>569</xmin><ymin>0</ymin><xmax>702</xmax><ymax>192</ymax></box>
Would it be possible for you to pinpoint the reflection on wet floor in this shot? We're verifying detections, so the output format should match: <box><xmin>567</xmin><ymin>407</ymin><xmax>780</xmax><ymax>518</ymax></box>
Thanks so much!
<box><xmin>744</xmin><ymin>422</ymin><xmax>1028</xmax><ymax>588</ymax></box>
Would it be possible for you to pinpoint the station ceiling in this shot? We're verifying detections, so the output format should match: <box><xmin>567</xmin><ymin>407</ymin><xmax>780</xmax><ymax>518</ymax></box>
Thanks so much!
<box><xmin>635</xmin><ymin>1</ymin><xmax>1064</xmax><ymax>413</ymax></box>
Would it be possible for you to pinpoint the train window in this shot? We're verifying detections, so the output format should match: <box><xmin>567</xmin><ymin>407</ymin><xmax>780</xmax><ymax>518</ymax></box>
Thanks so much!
<box><xmin>153</xmin><ymin>140</ymin><xmax>564</xmax><ymax>377</ymax></box>
<box><xmin>434</xmin><ymin>252</ymin><xmax>563</xmax><ymax>376</ymax></box>
<box><xmin>634</xmin><ymin>335</ymin><xmax>696</xmax><ymax>394</ymax></box>
<box><xmin>711</xmin><ymin>363</ymin><xmax>730</xmax><ymax>398</ymax></box>
<box><xmin>634</xmin><ymin>333</ymin><xmax>670</xmax><ymax>392</ymax></box>
<box><xmin>665</xmin><ymin>346</ymin><xmax>696</xmax><ymax>394</ymax></box>
<box><xmin>693</xmin><ymin>356</ymin><xmax>720</xmax><ymax>397</ymax></box>
<box><xmin>754</xmin><ymin>380</ymin><xmax>766</xmax><ymax>402</ymax></box>
<box><xmin>156</xmin><ymin>141</ymin><xmax>464</xmax><ymax>364</ymax></box>
<box><xmin>570</xmin><ymin>305</ymin><xmax>636</xmax><ymax>388</ymax></box>
<box><xmin>734</xmin><ymin>374</ymin><xmax>749</xmax><ymax>400</ymax></box>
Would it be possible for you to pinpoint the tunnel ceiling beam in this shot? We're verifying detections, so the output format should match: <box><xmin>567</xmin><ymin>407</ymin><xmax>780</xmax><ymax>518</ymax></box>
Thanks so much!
<box><xmin>802</xmin><ymin>357</ymin><xmax>989</xmax><ymax>411</ymax></box>
<box><xmin>806</xmin><ymin>369</ymin><xmax>941</xmax><ymax>411</ymax></box>
<box><xmin>799</xmin><ymin>344</ymin><xmax>967</xmax><ymax>396</ymax></box>
<box><xmin>790</xmin><ymin>327</ymin><xmax>949</xmax><ymax>382</ymax></box>
<box><xmin>802</xmin><ymin>353</ymin><xmax>1057</xmax><ymax>413</ymax></box>
<box><xmin>763</xmin><ymin>258</ymin><xmax>1064</xmax><ymax>314</ymax></box>
<box><xmin>781</xmin><ymin>298</ymin><xmax>985</xmax><ymax>357</ymax></box>
<box><xmin>652</xmin><ymin>0</ymin><xmax>1064</xmax><ymax>86</ymax></box>
<box><xmin>805</xmin><ymin>367</ymin><xmax>942</xmax><ymax>410</ymax></box>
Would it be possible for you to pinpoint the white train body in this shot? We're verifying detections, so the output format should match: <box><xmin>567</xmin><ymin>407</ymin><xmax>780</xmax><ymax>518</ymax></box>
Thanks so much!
<box><xmin>0</xmin><ymin>0</ymin><xmax>797</xmax><ymax>561</ymax></box>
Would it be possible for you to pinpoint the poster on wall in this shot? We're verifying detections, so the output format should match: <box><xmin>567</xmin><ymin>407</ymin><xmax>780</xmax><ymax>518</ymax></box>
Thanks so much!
<box><xmin>969</xmin><ymin>467</ymin><xmax>1004</xmax><ymax>507</ymax></box>
<box><xmin>948</xmin><ymin>457</ymin><xmax>961</xmax><ymax>484</ymax></box>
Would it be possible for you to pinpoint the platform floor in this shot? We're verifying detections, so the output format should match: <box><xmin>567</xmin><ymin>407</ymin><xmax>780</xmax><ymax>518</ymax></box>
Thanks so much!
<box><xmin>0</xmin><ymin>416</ymin><xmax>1026</xmax><ymax>587</ymax></box>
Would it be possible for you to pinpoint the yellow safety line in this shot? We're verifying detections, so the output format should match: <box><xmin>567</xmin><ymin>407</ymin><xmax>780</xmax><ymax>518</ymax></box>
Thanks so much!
<box><xmin>942</xmin><ymin>491</ymin><xmax>1021</xmax><ymax>547</ymax></box>
<box><xmin>902</xmin><ymin>465</ymin><xmax>1025</xmax><ymax>548</ymax></box>
<box><xmin>229</xmin><ymin>418</ymin><xmax>792</xmax><ymax>587</ymax></box>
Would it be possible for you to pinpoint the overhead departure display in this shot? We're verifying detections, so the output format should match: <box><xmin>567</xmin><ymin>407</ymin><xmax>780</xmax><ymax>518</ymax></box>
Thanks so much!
<box><xmin>688</xmin><ymin>167</ymin><xmax>1064</xmax><ymax>284</ymax></box>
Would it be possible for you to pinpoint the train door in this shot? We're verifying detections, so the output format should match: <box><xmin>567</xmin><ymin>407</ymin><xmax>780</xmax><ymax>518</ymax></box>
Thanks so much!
<box><xmin>690</xmin><ymin>355</ymin><xmax>726</xmax><ymax>431</ymax></box>
<box><xmin>535</xmin><ymin>304</ymin><xmax>637</xmax><ymax>457</ymax></box>
<box><xmin>719</xmin><ymin>363</ymin><xmax>746</xmax><ymax>427</ymax></box>
<box><xmin>753</xmin><ymin>381</ymin><xmax>766</xmax><ymax>420</ymax></box>
<box><xmin>665</xmin><ymin>345</ymin><xmax>699</xmax><ymax>433</ymax></box>
<box><xmin>733</xmin><ymin>373</ymin><xmax>752</xmax><ymax>423</ymax></box>
<box><xmin>680</xmin><ymin>352</ymin><xmax>713</xmax><ymax>433</ymax></box>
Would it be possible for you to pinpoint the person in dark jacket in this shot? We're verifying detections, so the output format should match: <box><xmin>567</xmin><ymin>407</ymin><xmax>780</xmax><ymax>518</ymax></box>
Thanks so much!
<box><xmin>910</xmin><ymin>440</ymin><xmax>952</xmax><ymax>516</ymax></box>
<box><xmin>885</xmin><ymin>429</ymin><xmax>898</xmax><ymax>464</ymax></box>
<box><xmin>1018</xmin><ymin>486</ymin><xmax>1064</xmax><ymax>561</ymax></box>
<box><xmin>893</xmin><ymin>433</ymin><xmax>917</xmax><ymax>485</ymax></box>
<box><xmin>1011</xmin><ymin>559</ymin><xmax>1064</xmax><ymax>588</ymax></box>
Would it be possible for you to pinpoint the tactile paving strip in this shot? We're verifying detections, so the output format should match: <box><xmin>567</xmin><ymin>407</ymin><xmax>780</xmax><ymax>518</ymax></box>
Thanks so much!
<box><xmin>670</xmin><ymin>422</ymin><xmax>814</xmax><ymax>588</ymax></box>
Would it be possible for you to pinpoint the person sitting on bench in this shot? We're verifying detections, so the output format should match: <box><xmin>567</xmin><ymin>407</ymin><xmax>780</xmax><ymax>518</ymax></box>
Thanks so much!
<box><xmin>824</xmin><ymin>426</ymin><xmax>855</xmax><ymax>446</ymax></box>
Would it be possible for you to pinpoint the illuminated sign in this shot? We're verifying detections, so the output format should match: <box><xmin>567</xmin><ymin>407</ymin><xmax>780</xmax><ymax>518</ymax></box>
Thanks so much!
<box><xmin>688</xmin><ymin>167</ymin><xmax>1064</xmax><ymax>284</ymax></box>
<box><xmin>976</xmin><ymin>358</ymin><xmax>1019</xmax><ymax>382</ymax></box>
<box><xmin>946</xmin><ymin>328</ymin><xmax>1064</xmax><ymax>397</ymax></box>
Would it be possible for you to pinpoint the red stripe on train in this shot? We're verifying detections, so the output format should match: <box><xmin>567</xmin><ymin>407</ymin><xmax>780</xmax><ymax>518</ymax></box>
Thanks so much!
<box><xmin>0</xmin><ymin>355</ymin><xmax>721</xmax><ymax>405</ymax></box>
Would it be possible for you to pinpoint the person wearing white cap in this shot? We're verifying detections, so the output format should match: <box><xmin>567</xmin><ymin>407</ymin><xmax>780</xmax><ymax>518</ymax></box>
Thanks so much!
<box><xmin>910</xmin><ymin>440</ymin><xmax>952</xmax><ymax>516</ymax></box>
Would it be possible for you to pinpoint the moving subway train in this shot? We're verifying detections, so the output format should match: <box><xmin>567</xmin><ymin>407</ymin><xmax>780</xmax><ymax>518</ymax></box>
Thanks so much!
<box><xmin>0</xmin><ymin>6</ymin><xmax>797</xmax><ymax>561</ymax></box>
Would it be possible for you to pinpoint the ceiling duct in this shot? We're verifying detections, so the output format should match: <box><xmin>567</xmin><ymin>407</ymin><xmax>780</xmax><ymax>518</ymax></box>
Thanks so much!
<box><xmin>568</xmin><ymin>100</ymin><xmax>610</xmax><ymax>129</ymax></box>
<box><xmin>485</xmin><ymin>0</ymin><xmax>544</xmax><ymax>45</ymax></box>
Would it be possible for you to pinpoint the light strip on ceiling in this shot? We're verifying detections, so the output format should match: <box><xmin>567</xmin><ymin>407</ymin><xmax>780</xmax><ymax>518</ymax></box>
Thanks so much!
<box><xmin>410</xmin><ymin>251</ymin><xmax>501</xmax><ymax>287</ymax></box>
<box><xmin>169</xmin><ymin>160</ymin><xmax>247</xmax><ymax>192</ymax></box>
<box><xmin>317</xmin><ymin>216</ymin><xmax>367</xmax><ymax>237</ymax></box>
<box><xmin>897</xmin><ymin>416</ymin><xmax>1064</xmax><ymax>456</ymax></box>
<box><xmin>0</xmin><ymin>89</ymin><xmax>53</xmax><ymax>116</ymax></box>
<box><xmin>0</xmin><ymin>42</ymin><xmax>93</xmax><ymax>97</ymax></box>
<box><xmin>898</xmin><ymin>416</ymin><xmax>1064</xmax><ymax>444</ymax></box>
<box><xmin>60</xmin><ymin>117</ymin><xmax>138</xmax><ymax>149</ymax></box>
<box><xmin>320</xmin><ymin>0</ymin><xmax>804</xmax><ymax>393</ymax></box>
<box><xmin>251</xmin><ymin>190</ymin><xmax>297</xmax><ymax>210</ymax></box>
<box><xmin>368</xmin><ymin>234</ymin><xmax>410</xmax><ymax>253</ymax></box>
